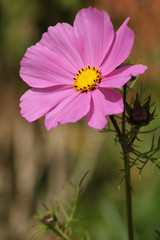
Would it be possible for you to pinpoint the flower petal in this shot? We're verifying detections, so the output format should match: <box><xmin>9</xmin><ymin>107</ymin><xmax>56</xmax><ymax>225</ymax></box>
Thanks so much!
<box><xmin>20</xmin><ymin>44</ymin><xmax>75</xmax><ymax>88</ymax></box>
<box><xmin>74</xmin><ymin>7</ymin><xmax>114</xmax><ymax>66</ymax></box>
<box><xmin>101</xmin><ymin>18</ymin><xmax>134</xmax><ymax>75</ymax></box>
<box><xmin>45</xmin><ymin>91</ymin><xmax>91</xmax><ymax>130</ymax></box>
<box><xmin>86</xmin><ymin>88</ymin><xmax>123</xmax><ymax>129</ymax></box>
<box><xmin>86</xmin><ymin>90</ymin><xmax>109</xmax><ymax>130</ymax></box>
<box><xmin>98</xmin><ymin>88</ymin><xmax>124</xmax><ymax>115</ymax></box>
<box><xmin>100</xmin><ymin>64</ymin><xmax>148</xmax><ymax>88</ymax></box>
<box><xmin>39</xmin><ymin>22</ymin><xmax>84</xmax><ymax>71</ymax></box>
<box><xmin>20</xmin><ymin>86</ymin><xmax>74</xmax><ymax>122</ymax></box>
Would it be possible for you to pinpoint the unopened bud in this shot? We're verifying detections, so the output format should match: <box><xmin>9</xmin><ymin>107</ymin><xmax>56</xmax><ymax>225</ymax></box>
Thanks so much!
<box><xmin>130</xmin><ymin>106</ymin><xmax>150</xmax><ymax>124</ymax></box>
<box><xmin>42</xmin><ymin>214</ymin><xmax>54</xmax><ymax>224</ymax></box>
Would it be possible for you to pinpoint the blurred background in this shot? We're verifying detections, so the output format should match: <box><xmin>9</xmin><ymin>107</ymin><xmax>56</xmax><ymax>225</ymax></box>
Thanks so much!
<box><xmin>0</xmin><ymin>0</ymin><xmax>160</xmax><ymax>239</ymax></box>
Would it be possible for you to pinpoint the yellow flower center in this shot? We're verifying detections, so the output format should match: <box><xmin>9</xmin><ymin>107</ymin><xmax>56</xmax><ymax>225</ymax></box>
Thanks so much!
<box><xmin>72</xmin><ymin>65</ymin><xmax>101</xmax><ymax>92</ymax></box>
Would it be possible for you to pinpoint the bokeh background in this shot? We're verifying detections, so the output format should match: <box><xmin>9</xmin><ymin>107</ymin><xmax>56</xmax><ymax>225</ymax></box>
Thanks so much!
<box><xmin>0</xmin><ymin>0</ymin><xmax>160</xmax><ymax>239</ymax></box>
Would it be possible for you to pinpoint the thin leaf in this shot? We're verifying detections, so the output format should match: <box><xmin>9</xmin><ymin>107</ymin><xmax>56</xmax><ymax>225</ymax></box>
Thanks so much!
<box><xmin>58</xmin><ymin>204</ymin><xmax>69</xmax><ymax>221</ymax></box>
<box><xmin>54</xmin><ymin>196</ymin><xmax>72</xmax><ymax>210</ymax></box>
<box><xmin>79</xmin><ymin>171</ymin><xmax>89</xmax><ymax>189</ymax></box>
<box><xmin>100</xmin><ymin>129</ymin><xmax>116</xmax><ymax>133</ymax></box>
<box><xmin>31</xmin><ymin>227</ymin><xmax>47</xmax><ymax>239</ymax></box>
<box><xmin>139</xmin><ymin>125</ymin><xmax>160</xmax><ymax>134</ymax></box>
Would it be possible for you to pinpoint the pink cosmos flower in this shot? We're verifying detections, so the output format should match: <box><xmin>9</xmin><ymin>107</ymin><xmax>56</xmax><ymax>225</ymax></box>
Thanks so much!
<box><xmin>20</xmin><ymin>7</ymin><xmax>147</xmax><ymax>130</ymax></box>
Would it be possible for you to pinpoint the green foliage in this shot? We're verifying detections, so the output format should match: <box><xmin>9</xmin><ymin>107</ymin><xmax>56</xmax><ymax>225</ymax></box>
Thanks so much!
<box><xmin>33</xmin><ymin>172</ymin><xmax>89</xmax><ymax>240</ymax></box>
<box><xmin>103</xmin><ymin>81</ymin><xmax>160</xmax><ymax>178</ymax></box>
<box><xmin>132</xmin><ymin>135</ymin><xmax>160</xmax><ymax>174</ymax></box>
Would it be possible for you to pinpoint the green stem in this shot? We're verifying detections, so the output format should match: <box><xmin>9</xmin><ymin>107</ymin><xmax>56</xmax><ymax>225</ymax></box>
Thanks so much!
<box><xmin>123</xmin><ymin>151</ymin><xmax>134</xmax><ymax>240</ymax></box>
<box><xmin>65</xmin><ymin>187</ymin><xmax>79</xmax><ymax>229</ymax></box>
<box><xmin>122</xmin><ymin>84</ymin><xmax>127</xmax><ymax>137</ymax></box>
<box><xmin>54</xmin><ymin>225</ymin><xmax>70</xmax><ymax>240</ymax></box>
<box><xmin>109</xmin><ymin>115</ymin><xmax>122</xmax><ymax>140</ymax></box>
<box><xmin>122</xmin><ymin>84</ymin><xmax>134</xmax><ymax>240</ymax></box>
<box><xmin>127</xmin><ymin>127</ymin><xmax>139</xmax><ymax>148</ymax></box>
<box><xmin>110</xmin><ymin>84</ymin><xmax>134</xmax><ymax>240</ymax></box>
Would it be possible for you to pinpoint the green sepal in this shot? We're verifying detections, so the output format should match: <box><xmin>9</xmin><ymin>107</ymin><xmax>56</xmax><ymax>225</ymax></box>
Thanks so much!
<box><xmin>134</xmin><ymin>93</ymin><xmax>141</xmax><ymax>108</ymax></box>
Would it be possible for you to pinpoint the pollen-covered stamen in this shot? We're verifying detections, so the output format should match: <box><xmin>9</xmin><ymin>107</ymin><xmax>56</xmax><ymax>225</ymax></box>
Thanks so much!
<box><xmin>72</xmin><ymin>65</ymin><xmax>101</xmax><ymax>92</ymax></box>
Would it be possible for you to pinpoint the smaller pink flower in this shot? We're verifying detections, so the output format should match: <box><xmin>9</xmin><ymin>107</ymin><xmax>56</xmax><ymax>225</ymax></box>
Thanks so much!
<box><xmin>20</xmin><ymin>7</ymin><xmax>147</xmax><ymax>130</ymax></box>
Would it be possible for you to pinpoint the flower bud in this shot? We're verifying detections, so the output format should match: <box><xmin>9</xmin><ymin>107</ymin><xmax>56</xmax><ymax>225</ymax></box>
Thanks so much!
<box><xmin>42</xmin><ymin>214</ymin><xmax>54</xmax><ymax>224</ymax></box>
<box><xmin>126</xmin><ymin>93</ymin><xmax>155</xmax><ymax>127</ymax></box>
<box><xmin>130</xmin><ymin>106</ymin><xmax>150</xmax><ymax>124</ymax></box>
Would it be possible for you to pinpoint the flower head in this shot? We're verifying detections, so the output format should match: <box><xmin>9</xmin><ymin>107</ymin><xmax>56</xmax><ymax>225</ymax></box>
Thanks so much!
<box><xmin>20</xmin><ymin>7</ymin><xmax>147</xmax><ymax>130</ymax></box>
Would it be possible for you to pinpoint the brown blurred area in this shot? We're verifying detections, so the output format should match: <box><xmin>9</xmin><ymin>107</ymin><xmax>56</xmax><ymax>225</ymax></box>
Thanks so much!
<box><xmin>0</xmin><ymin>0</ymin><xmax>160</xmax><ymax>240</ymax></box>
<box><xmin>97</xmin><ymin>0</ymin><xmax>160</xmax><ymax>82</ymax></box>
